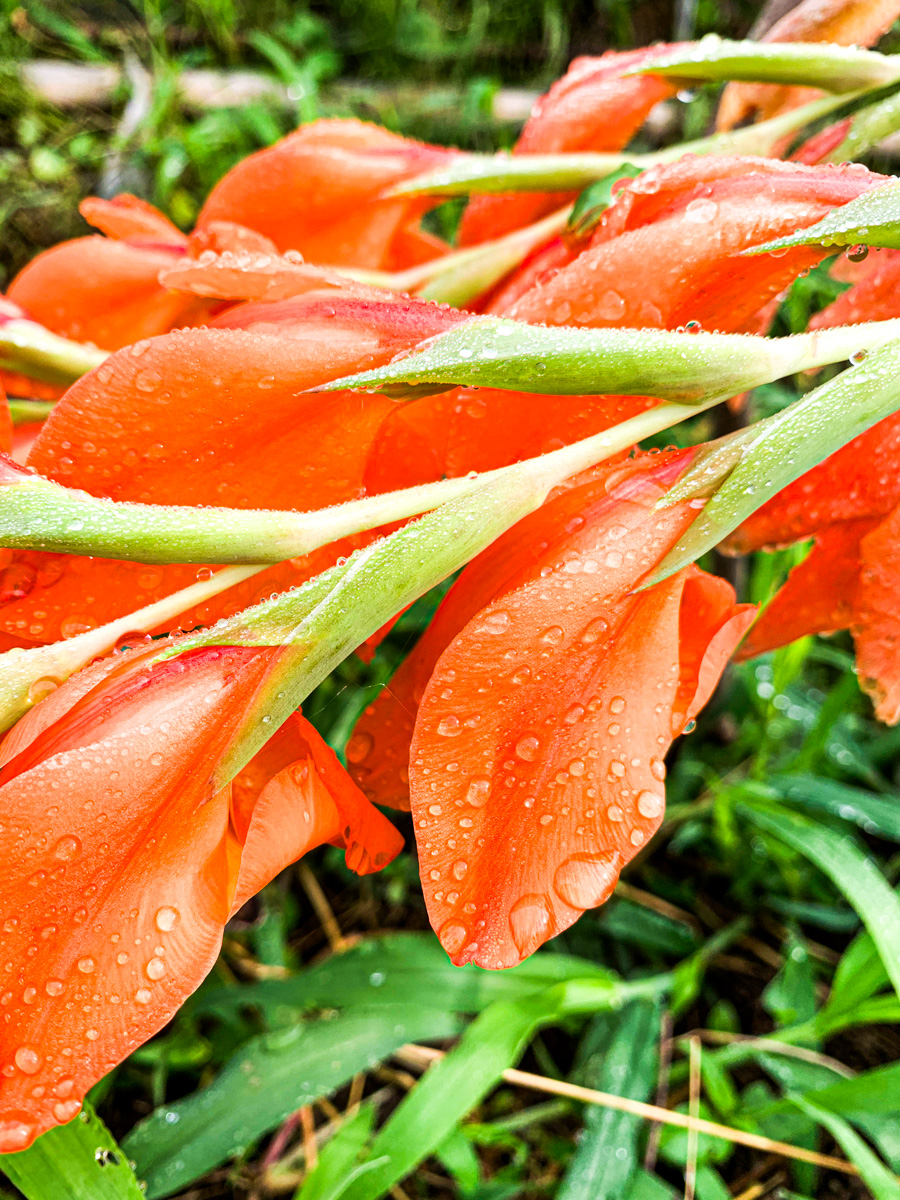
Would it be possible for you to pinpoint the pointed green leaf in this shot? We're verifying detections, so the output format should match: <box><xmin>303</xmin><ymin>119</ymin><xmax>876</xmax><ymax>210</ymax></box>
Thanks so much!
<box><xmin>772</xmin><ymin>775</ymin><xmax>900</xmax><ymax>842</ymax></box>
<box><xmin>340</xmin><ymin>975</ymin><xmax>663</xmax><ymax>1200</ymax></box>
<box><xmin>791</xmin><ymin>1098</ymin><xmax>900</xmax><ymax>1200</ymax></box>
<box><xmin>627</xmin><ymin>37</ymin><xmax>900</xmax><ymax>92</ymax></box>
<box><xmin>558</xmin><ymin>999</ymin><xmax>662</xmax><ymax>1200</ymax></box>
<box><xmin>0</xmin><ymin>1104</ymin><xmax>144</xmax><ymax>1200</ymax></box>
<box><xmin>313</xmin><ymin>316</ymin><xmax>900</xmax><ymax>403</ymax></box>
<box><xmin>296</xmin><ymin>1103</ymin><xmax>377</xmax><ymax>1200</ymax></box>
<box><xmin>748</xmin><ymin>179</ymin><xmax>900</xmax><ymax>255</ymax></box>
<box><xmin>649</xmin><ymin>334</ymin><xmax>900</xmax><ymax>584</ymax></box>
<box><xmin>821</xmin><ymin>88</ymin><xmax>900</xmax><ymax>164</ymax></box>
<box><xmin>124</xmin><ymin>1004</ymin><xmax>464</xmax><ymax>1199</ymax></box>
<box><xmin>739</xmin><ymin>803</ymin><xmax>900</xmax><ymax>1002</ymax></box>
<box><xmin>567</xmin><ymin>164</ymin><xmax>644</xmax><ymax>239</ymax></box>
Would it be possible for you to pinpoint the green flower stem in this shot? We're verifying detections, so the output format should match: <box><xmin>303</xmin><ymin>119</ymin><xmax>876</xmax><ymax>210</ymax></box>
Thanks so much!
<box><xmin>386</xmin><ymin>91</ymin><xmax>863</xmax><ymax>198</ymax></box>
<box><xmin>749</xmin><ymin>177</ymin><xmax>900</xmax><ymax>255</ymax></box>
<box><xmin>8</xmin><ymin>399</ymin><xmax>56</xmax><ymax>424</ymax></box>
<box><xmin>645</xmin><ymin>334</ymin><xmax>900</xmax><ymax>585</ymax></box>
<box><xmin>822</xmin><ymin>88</ymin><xmax>900</xmax><ymax>164</ymax></box>
<box><xmin>0</xmin><ymin>564</ymin><xmax>263</xmax><ymax>734</ymax></box>
<box><xmin>626</xmin><ymin>37</ymin><xmax>900</xmax><ymax>92</ymax></box>
<box><xmin>315</xmin><ymin>316</ymin><xmax>900</xmax><ymax>402</ymax></box>
<box><xmin>0</xmin><ymin>319</ymin><xmax>108</xmax><ymax>387</ymax></box>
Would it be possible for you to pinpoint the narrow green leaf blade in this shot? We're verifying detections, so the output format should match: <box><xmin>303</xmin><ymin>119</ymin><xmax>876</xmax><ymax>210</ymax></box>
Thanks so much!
<box><xmin>748</xmin><ymin>179</ymin><xmax>900</xmax><ymax>255</ymax></box>
<box><xmin>195</xmin><ymin>932</ymin><xmax>614</xmax><ymax>1022</ymax></box>
<box><xmin>628</xmin><ymin>38</ymin><xmax>900</xmax><ymax>92</ymax></box>
<box><xmin>791</xmin><ymin>1098</ymin><xmax>900</xmax><ymax>1200</ymax></box>
<box><xmin>0</xmin><ymin>1105</ymin><xmax>144</xmax><ymax>1200</ymax></box>
<box><xmin>558</xmin><ymin>999</ymin><xmax>661</xmax><ymax>1200</ymax></box>
<box><xmin>296</xmin><ymin>1103</ymin><xmax>377</xmax><ymax>1200</ymax></box>
<box><xmin>740</xmin><ymin>803</ymin><xmax>900</xmax><ymax>1001</ymax></box>
<box><xmin>124</xmin><ymin>1004</ymin><xmax>463</xmax><ymax>1199</ymax></box>
<box><xmin>650</xmin><ymin>336</ymin><xmax>900</xmax><ymax>584</ymax></box>
<box><xmin>313</xmin><ymin>316</ymin><xmax>894</xmax><ymax>403</ymax></box>
<box><xmin>341</xmin><ymin>977</ymin><xmax>648</xmax><ymax>1200</ymax></box>
<box><xmin>773</xmin><ymin>774</ymin><xmax>900</xmax><ymax>842</ymax></box>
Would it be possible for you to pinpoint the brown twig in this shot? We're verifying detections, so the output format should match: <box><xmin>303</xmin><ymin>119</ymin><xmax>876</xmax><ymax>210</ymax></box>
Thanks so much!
<box><xmin>298</xmin><ymin>862</ymin><xmax>348</xmax><ymax>953</ymax></box>
<box><xmin>299</xmin><ymin>1105</ymin><xmax>318</xmax><ymax>1172</ymax></box>
<box><xmin>685</xmin><ymin>1036</ymin><xmax>702</xmax><ymax>1200</ymax></box>
<box><xmin>394</xmin><ymin>1045</ymin><xmax>862</xmax><ymax>1178</ymax></box>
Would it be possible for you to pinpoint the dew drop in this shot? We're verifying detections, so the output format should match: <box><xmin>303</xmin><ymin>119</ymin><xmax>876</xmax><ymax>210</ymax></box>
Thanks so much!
<box><xmin>14</xmin><ymin>1046</ymin><xmax>40</xmax><ymax>1075</ymax></box>
<box><xmin>465</xmin><ymin>778</ymin><xmax>490</xmax><ymax>807</ymax></box>
<box><xmin>637</xmin><ymin>790</ymin><xmax>663</xmax><ymax>819</ymax></box>
<box><xmin>452</xmin><ymin>860</ymin><xmax>468</xmax><ymax>881</ymax></box>
<box><xmin>345</xmin><ymin>732</ymin><xmax>372</xmax><ymax>764</ymax></box>
<box><xmin>540</xmin><ymin>625</ymin><xmax>564</xmax><ymax>646</ymax></box>
<box><xmin>610</xmin><ymin>696</ymin><xmax>626</xmax><ymax>714</ymax></box>
<box><xmin>515</xmin><ymin>735</ymin><xmax>540</xmax><ymax>762</ymax></box>
<box><xmin>479</xmin><ymin>610</ymin><xmax>510</xmax><ymax>634</ymax></box>
<box><xmin>437</xmin><ymin>715</ymin><xmax>461</xmax><ymax>737</ymax></box>
<box><xmin>553</xmin><ymin>851</ymin><xmax>621</xmax><ymax>910</ymax></box>
<box><xmin>650</xmin><ymin>758</ymin><xmax>667</xmax><ymax>781</ymax></box>
<box><xmin>154</xmin><ymin>906</ymin><xmax>179</xmax><ymax>933</ymax></box>
<box><xmin>439</xmin><ymin>921</ymin><xmax>468</xmax><ymax>957</ymax></box>
<box><xmin>53</xmin><ymin>1099</ymin><xmax>81</xmax><ymax>1123</ymax></box>
<box><xmin>509</xmin><ymin>894</ymin><xmax>552</xmax><ymax>958</ymax></box>
<box><xmin>77</xmin><ymin>958</ymin><xmax>95</xmax><ymax>975</ymax></box>
<box><xmin>53</xmin><ymin>835</ymin><xmax>81</xmax><ymax>862</ymax></box>
<box><xmin>135</xmin><ymin>988</ymin><xmax>152</xmax><ymax>1005</ymax></box>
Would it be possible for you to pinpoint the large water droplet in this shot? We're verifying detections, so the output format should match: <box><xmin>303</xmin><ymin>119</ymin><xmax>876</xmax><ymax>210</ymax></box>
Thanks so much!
<box><xmin>145</xmin><ymin>957</ymin><xmax>166</xmax><ymax>981</ymax></box>
<box><xmin>515</xmin><ymin>735</ymin><xmax>540</xmax><ymax>761</ymax></box>
<box><xmin>437</xmin><ymin>715</ymin><xmax>461</xmax><ymax>737</ymax></box>
<box><xmin>509</xmin><ymin>894</ymin><xmax>552</xmax><ymax>958</ymax></box>
<box><xmin>439</xmin><ymin>920</ymin><xmax>468</xmax><ymax>957</ymax></box>
<box><xmin>53</xmin><ymin>835</ymin><xmax>81</xmax><ymax>862</ymax></box>
<box><xmin>478</xmin><ymin>610</ymin><xmax>510</xmax><ymax>635</ymax></box>
<box><xmin>637</xmin><ymin>790</ymin><xmax>663</xmax><ymax>819</ymax></box>
<box><xmin>345</xmin><ymin>732</ymin><xmax>372</xmax><ymax>764</ymax></box>
<box><xmin>155</xmin><ymin>906</ymin><xmax>179</xmax><ymax>933</ymax></box>
<box><xmin>553</xmin><ymin>852</ymin><xmax>621</xmax><ymax>910</ymax></box>
<box><xmin>14</xmin><ymin>1046</ymin><xmax>40</xmax><ymax>1075</ymax></box>
<box><xmin>465</xmin><ymin>778</ymin><xmax>490</xmax><ymax>807</ymax></box>
<box><xmin>77</xmin><ymin>957</ymin><xmax>96</xmax><ymax>975</ymax></box>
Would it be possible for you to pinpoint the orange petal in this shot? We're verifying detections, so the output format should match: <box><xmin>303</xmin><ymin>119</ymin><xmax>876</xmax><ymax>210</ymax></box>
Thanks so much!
<box><xmin>508</xmin><ymin>158</ymin><xmax>884</xmax><ymax>331</ymax></box>
<box><xmin>717</xmin><ymin>0</ymin><xmax>900</xmax><ymax>131</ymax></box>
<box><xmin>197</xmin><ymin>118</ymin><xmax>454</xmax><ymax>268</ymax></box>
<box><xmin>349</xmin><ymin>451</ymin><xmax>697</xmax><ymax>810</ymax></box>
<box><xmin>730</xmin><ymin>411</ymin><xmax>900</xmax><ymax>553</ymax></box>
<box><xmin>162</xmin><ymin>252</ymin><xmax>381</xmax><ymax>304</ymax></box>
<box><xmin>79</xmin><ymin>195</ymin><xmax>187</xmax><ymax>245</ymax></box>
<box><xmin>409</xmin><ymin>553</ymin><xmax>747</xmax><ymax>969</ymax></box>
<box><xmin>229</xmin><ymin>713</ymin><xmax>402</xmax><ymax>913</ymax></box>
<box><xmin>7</xmin><ymin>237</ymin><xmax>203</xmax><ymax>351</ymax></box>
<box><xmin>676</xmin><ymin>567</ymin><xmax>756</xmax><ymax>720</ymax></box>
<box><xmin>738</xmin><ymin>521</ymin><xmax>875</xmax><ymax>659</ymax></box>
<box><xmin>384</xmin><ymin>221</ymin><xmax>451</xmax><ymax>271</ymax></box>
<box><xmin>186</xmin><ymin>221</ymin><xmax>279</xmax><ymax>258</ymax></box>
<box><xmin>811</xmin><ymin>248</ymin><xmax>900</xmax><ymax>327</ymax></box>
<box><xmin>0</xmin><ymin>643</ymin><xmax>274</xmax><ymax>1150</ymax></box>
<box><xmin>458</xmin><ymin>47</ymin><xmax>676</xmax><ymax>245</ymax></box>
<box><xmin>853</xmin><ymin>504</ymin><xmax>900</xmax><ymax>723</ymax></box>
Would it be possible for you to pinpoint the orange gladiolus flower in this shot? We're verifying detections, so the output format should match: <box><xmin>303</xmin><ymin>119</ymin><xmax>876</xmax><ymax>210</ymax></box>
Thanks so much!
<box><xmin>196</xmin><ymin>118</ymin><xmax>455</xmax><ymax>268</ymax></box>
<box><xmin>0</xmin><ymin>294</ymin><xmax>466</xmax><ymax>647</ymax></box>
<box><xmin>458</xmin><ymin>46</ymin><xmax>677</xmax><ymax>246</ymax></box>
<box><xmin>0</xmin><ymin>640</ymin><xmax>401</xmax><ymax>1151</ymax></box>
<box><xmin>6</xmin><ymin>197</ymin><xmax>210</xmax><ymax>351</ymax></box>
<box><xmin>717</xmin><ymin>0</ymin><xmax>900</xmax><ymax>132</ymax></box>
<box><xmin>506</xmin><ymin>157</ymin><xmax>886</xmax><ymax>332</ymax></box>
<box><xmin>348</xmin><ymin>452</ymin><xmax>754</xmax><ymax>966</ymax></box>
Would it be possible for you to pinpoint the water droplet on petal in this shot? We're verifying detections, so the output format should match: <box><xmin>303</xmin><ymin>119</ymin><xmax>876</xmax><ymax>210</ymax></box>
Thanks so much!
<box><xmin>515</xmin><ymin>735</ymin><xmax>540</xmax><ymax>762</ymax></box>
<box><xmin>155</xmin><ymin>906</ymin><xmax>179</xmax><ymax>933</ymax></box>
<box><xmin>14</xmin><ymin>1046</ymin><xmax>40</xmax><ymax>1075</ymax></box>
<box><xmin>637</xmin><ymin>790</ymin><xmax>663</xmax><ymax>819</ymax></box>
<box><xmin>465</xmin><ymin>778</ymin><xmax>490</xmax><ymax>807</ymax></box>
<box><xmin>553</xmin><ymin>851</ymin><xmax>621</xmax><ymax>910</ymax></box>
<box><xmin>439</xmin><ymin>921</ymin><xmax>468</xmax><ymax>957</ymax></box>
<box><xmin>53</xmin><ymin>835</ymin><xmax>81</xmax><ymax>862</ymax></box>
<box><xmin>437</xmin><ymin>716</ymin><xmax>461</xmax><ymax>737</ymax></box>
<box><xmin>509</xmin><ymin>894</ymin><xmax>552</xmax><ymax>958</ymax></box>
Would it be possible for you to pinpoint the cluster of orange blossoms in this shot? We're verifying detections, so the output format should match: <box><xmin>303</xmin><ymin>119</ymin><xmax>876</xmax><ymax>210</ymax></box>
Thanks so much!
<box><xmin>3</xmin><ymin>0</ymin><xmax>900</xmax><ymax>1152</ymax></box>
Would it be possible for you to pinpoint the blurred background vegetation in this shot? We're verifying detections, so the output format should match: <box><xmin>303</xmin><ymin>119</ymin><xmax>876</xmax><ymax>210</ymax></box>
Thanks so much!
<box><xmin>3</xmin><ymin>4</ymin><xmax>900</xmax><ymax>1200</ymax></box>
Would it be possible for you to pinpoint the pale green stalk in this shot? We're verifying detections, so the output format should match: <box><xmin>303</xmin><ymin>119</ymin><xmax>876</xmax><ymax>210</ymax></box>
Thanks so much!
<box><xmin>0</xmin><ymin>319</ymin><xmax>108</xmax><ymax>387</ymax></box>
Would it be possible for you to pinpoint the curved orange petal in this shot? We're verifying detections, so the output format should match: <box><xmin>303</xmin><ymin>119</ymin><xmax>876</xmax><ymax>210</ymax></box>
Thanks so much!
<box><xmin>229</xmin><ymin>713</ymin><xmax>402</xmax><ymax>913</ymax></box>
<box><xmin>384</xmin><ymin>221</ymin><xmax>451</xmax><ymax>271</ymax></box>
<box><xmin>0</xmin><ymin>644</ymin><xmax>272</xmax><ymax>1150</ymax></box>
<box><xmin>676</xmin><ymin>568</ymin><xmax>756</xmax><ymax>720</ymax></box>
<box><xmin>79</xmin><ymin>195</ymin><xmax>187</xmax><ymax>245</ymax></box>
<box><xmin>853</xmin><ymin>504</ymin><xmax>900</xmax><ymax>723</ymax></box>
<box><xmin>185</xmin><ymin>221</ymin><xmax>279</xmax><ymax>258</ymax></box>
<box><xmin>349</xmin><ymin>452</ymin><xmax>696</xmax><ymax>810</ymax></box>
<box><xmin>7</xmin><ymin>237</ymin><xmax>202</xmax><ymax>351</ymax></box>
<box><xmin>458</xmin><ymin>47</ymin><xmax>676</xmax><ymax>246</ymax></box>
<box><xmin>730</xmin><ymin>412</ymin><xmax>900</xmax><ymax>553</ymax></box>
<box><xmin>811</xmin><ymin>248</ymin><xmax>900</xmax><ymax>327</ymax></box>
<box><xmin>409</xmin><ymin>553</ymin><xmax>748</xmax><ymax>969</ymax></box>
<box><xmin>738</xmin><ymin>520</ymin><xmax>875</xmax><ymax>660</ymax></box>
<box><xmin>508</xmin><ymin>159</ymin><xmax>884</xmax><ymax>331</ymax></box>
<box><xmin>197</xmin><ymin>118</ymin><xmax>454</xmax><ymax>268</ymax></box>
<box><xmin>717</xmin><ymin>0</ymin><xmax>900</xmax><ymax>131</ymax></box>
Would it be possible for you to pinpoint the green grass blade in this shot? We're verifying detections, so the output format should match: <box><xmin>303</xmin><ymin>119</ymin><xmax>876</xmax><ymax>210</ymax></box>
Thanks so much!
<box><xmin>557</xmin><ymin>998</ymin><xmax>661</xmax><ymax>1200</ymax></box>
<box><xmin>791</xmin><ymin>1098</ymin><xmax>900</xmax><ymax>1200</ymax></box>
<box><xmin>0</xmin><ymin>1105</ymin><xmax>144</xmax><ymax>1200</ymax></box>
<box><xmin>296</xmin><ymin>1103</ymin><xmax>377</xmax><ymax>1200</ymax></box>
<box><xmin>739</xmin><ymin>804</ymin><xmax>900</xmax><ymax>1001</ymax></box>
<box><xmin>341</xmin><ymin>977</ymin><xmax>655</xmax><ymax>1200</ymax></box>
<box><xmin>772</xmin><ymin>775</ymin><xmax>900</xmax><ymax>842</ymax></box>
<box><xmin>124</xmin><ymin>1005</ymin><xmax>463</xmax><ymax>1199</ymax></box>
